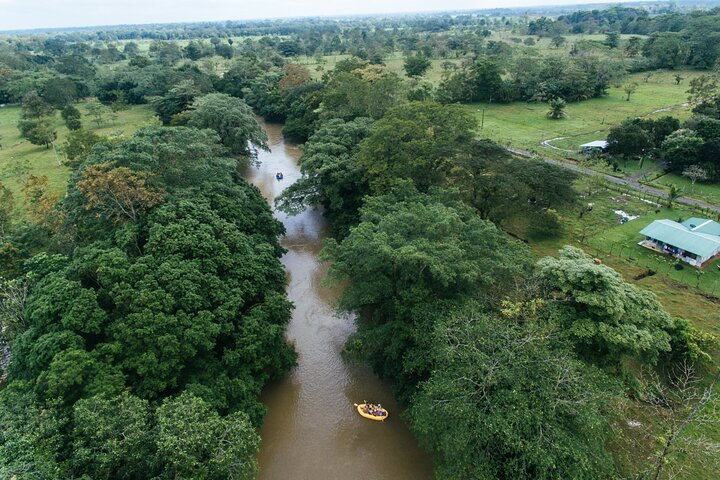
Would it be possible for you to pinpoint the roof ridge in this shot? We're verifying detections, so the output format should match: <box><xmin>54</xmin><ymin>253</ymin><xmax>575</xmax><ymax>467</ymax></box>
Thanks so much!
<box><xmin>691</xmin><ymin>219</ymin><xmax>713</xmax><ymax>231</ymax></box>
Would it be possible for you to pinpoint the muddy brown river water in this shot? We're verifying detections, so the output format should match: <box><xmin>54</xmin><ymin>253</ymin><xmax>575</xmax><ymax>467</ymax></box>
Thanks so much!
<box><xmin>245</xmin><ymin>121</ymin><xmax>433</xmax><ymax>480</ymax></box>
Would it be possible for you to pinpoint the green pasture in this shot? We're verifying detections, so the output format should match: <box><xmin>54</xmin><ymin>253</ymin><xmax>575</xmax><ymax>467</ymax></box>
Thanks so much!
<box><xmin>648</xmin><ymin>172</ymin><xmax>720</xmax><ymax>206</ymax></box>
<box><xmin>470</xmin><ymin>69</ymin><xmax>701</xmax><ymax>156</ymax></box>
<box><xmin>0</xmin><ymin>102</ymin><xmax>156</xmax><ymax>205</ymax></box>
<box><xmin>588</xmin><ymin>209</ymin><xmax>720</xmax><ymax>296</ymax></box>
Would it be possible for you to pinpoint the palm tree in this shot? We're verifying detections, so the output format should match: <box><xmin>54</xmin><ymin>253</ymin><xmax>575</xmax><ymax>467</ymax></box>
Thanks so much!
<box><xmin>666</xmin><ymin>184</ymin><xmax>682</xmax><ymax>208</ymax></box>
<box><xmin>546</xmin><ymin>98</ymin><xmax>567</xmax><ymax>119</ymax></box>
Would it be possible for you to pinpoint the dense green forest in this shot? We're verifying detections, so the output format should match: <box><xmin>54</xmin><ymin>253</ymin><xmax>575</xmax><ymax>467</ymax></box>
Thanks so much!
<box><xmin>2</xmin><ymin>3</ymin><xmax>720</xmax><ymax>479</ymax></box>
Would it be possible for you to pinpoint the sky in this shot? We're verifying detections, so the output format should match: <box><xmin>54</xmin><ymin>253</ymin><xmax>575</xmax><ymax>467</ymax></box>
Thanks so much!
<box><xmin>0</xmin><ymin>0</ymin><xmax>636</xmax><ymax>31</ymax></box>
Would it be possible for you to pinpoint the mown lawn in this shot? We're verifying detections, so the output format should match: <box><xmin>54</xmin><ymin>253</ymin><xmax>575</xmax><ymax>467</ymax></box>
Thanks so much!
<box><xmin>0</xmin><ymin>102</ymin><xmax>156</xmax><ymax>206</ymax></box>
<box><xmin>526</xmin><ymin>179</ymin><xmax>720</xmax><ymax>297</ymax></box>
<box><xmin>588</xmin><ymin>210</ymin><xmax>720</xmax><ymax>296</ymax></box>
<box><xmin>648</xmin><ymin>172</ymin><xmax>720</xmax><ymax>206</ymax></box>
<box><xmin>469</xmin><ymin>69</ymin><xmax>701</xmax><ymax>157</ymax></box>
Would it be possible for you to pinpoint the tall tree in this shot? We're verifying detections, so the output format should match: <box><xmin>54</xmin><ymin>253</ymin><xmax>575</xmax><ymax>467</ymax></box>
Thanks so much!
<box><xmin>61</xmin><ymin>104</ymin><xmax>82</xmax><ymax>130</ymax></box>
<box><xmin>18</xmin><ymin>118</ymin><xmax>57</xmax><ymax>149</ymax></box>
<box><xmin>279</xmin><ymin>63</ymin><xmax>312</xmax><ymax>91</ymax></box>
<box><xmin>320</xmin><ymin>66</ymin><xmax>404</xmax><ymax>120</ymax></box>
<box><xmin>357</xmin><ymin>101</ymin><xmax>476</xmax><ymax>193</ymax></box>
<box><xmin>70</xmin><ymin>393</ymin><xmax>156</xmax><ymax>478</ymax></box>
<box><xmin>74</xmin><ymin>162</ymin><xmax>164</xmax><ymax>223</ymax></box>
<box><xmin>41</xmin><ymin>77</ymin><xmax>78</xmax><ymax>108</ymax></box>
<box><xmin>277</xmin><ymin>117</ymin><xmax>374</xmax><ymax>238</ymax></box>
<box><xmin>151</xmin><ymin>80</ymin><xmax>203</xmax><ymax>125</ymax></box>
<box><xmin>537</xmin><ymin>246</ymin><xmax>679</xmax><ymax>368</ymax></box>
<box><xmin>409</xmin><ymin>304</ymin><xmax>617</xmax><ymax>480</ymax></box>
<box><xmin>661</xmin><ymin>129</ymin><xmax>703</xmax><ymax>172</ymax></box>
<box><xmin>323</xmin><ymin>184</ymin><xmax>530</xmax><ymax>397</ymax></box>
<box><xmin>188</xmin><ymin>93</ymin><xmax>268</xmax><ymax>158</ymax></box>
<box><xmin>61</xmin><ymin>129</ymin><xmax>105</xmax><ymax>168</ymax></box>
<box><xmin>21</xmin><ymin>175</ymin><xmax>63</xmax><ymax>233</ymax></box>
<box><xmin>607</xmin><ymin>121</ymin><xmax>652</xmax><ymax>158</ymax></box>
<box><xmin>156</xmin><ymin>393</ymin><xmax>259</xmax><ymax>480</ymax></box>
<box><xmin>21</xmin><ymin>90</ymin><xmax>53</xmax><ymax>118</ymax></box>
<box><xmin>404</xmin><ymin>53</ymin><xmax>432</xmax><ymax>78</ymax></box>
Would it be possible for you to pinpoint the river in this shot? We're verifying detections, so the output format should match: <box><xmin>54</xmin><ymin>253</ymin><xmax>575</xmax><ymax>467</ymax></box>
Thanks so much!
<box><xmin>245</xmin><ymin>121</ymin><xmax>433</xmax><ymax>480</ymax></box>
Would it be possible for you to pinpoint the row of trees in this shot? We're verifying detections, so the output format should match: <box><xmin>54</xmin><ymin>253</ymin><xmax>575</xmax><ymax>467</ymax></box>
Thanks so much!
<box><xmin>4</xmin><ymin>7</ymin><xmax>718</xmax><ymax>108</ymax></box>
<box><xmin>7</xmin><ymin>6</ymin><xmax>713</xmax><ymax>63</ymax></box>
<box><xmin>437</xmin><ymin>54</ymin><xmax>625</xmax><ymax>104</ymax></box>
<box><xmin>0</xmin><ymin>94</ymin><xmax>297</xmax><ymax>477</ymax></box>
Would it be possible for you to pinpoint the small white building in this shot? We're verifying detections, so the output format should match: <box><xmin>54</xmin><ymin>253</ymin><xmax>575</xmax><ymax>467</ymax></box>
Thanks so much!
<box><xmin>580</xmin><ymin>140</ymin><xmax>608</xmax><ymax>154</ymax></box>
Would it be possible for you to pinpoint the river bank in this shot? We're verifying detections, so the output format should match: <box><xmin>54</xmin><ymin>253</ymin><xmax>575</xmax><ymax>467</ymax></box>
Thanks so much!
<box><xmin>246</xmin><ymin>121</ymin><xmax>432</xmax><ymax>479</ymax></box>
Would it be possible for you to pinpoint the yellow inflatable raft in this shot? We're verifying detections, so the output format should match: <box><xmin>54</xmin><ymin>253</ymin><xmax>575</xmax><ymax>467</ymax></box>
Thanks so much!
<box><xmin>354</xmin><ymin>403</ymin><xmax>389</xmax><ymax>421</ymax></box>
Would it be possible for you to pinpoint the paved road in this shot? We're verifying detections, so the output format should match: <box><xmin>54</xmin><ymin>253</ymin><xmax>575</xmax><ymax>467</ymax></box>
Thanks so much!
<box><xmin>506</xmin><ymin>147</ymin><xmax>720</xmax><ymax>213</ymax></box>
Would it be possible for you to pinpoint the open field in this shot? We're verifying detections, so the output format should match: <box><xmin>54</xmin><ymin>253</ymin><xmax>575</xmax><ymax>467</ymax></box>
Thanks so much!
<box><xmin>525</xmin><ymin>179</ymin><xmax>720</xmax><ymax>300</ymax></box>
<box><xmin>469</xmin><ymin>69</ymin><xmax>701</xmax><ymax>157</ymax></box>
<box><xmin>0</xmin><ymin>102</ymin><xmax>156</xmax><ymax>207</ymax></box>
<box><xmin>648</xmin><ymin>172</ymin><xmax>720</xmax><ymax>207</ymax></box>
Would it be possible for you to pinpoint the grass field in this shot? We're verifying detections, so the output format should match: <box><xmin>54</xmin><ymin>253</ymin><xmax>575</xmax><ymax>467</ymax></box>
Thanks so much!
<box><xmin>647</xmin><ymin>172</ymin><xmax>720</xmax><ymax>206</ymax></box>
<box><xmin>525</xmin><ymin>179</ymin><xmax>720</xmax><ymax>301</ymax></box>
<box><xmin>469</xmin><ymin>69</ymin><xmax>701</xmax><ymax>157</ymax></box>
<box><xmin>0</xmin><ymin>102</ymin><xmax>156</xmax><ymax>209</ymax></box>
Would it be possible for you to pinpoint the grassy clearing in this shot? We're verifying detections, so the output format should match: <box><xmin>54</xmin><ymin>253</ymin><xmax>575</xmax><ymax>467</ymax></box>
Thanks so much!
<box><xmin>648</xmin><ymin>172</ymin><xmax>720</xmax><ymax>206</ymax></box>
<box><xmin>469</xmin><ymin>69</ymin><xmax>701</xmax><ymax>157</ymax></box>
<box><xmin>0</xmin><ymin>102</ymin><xmax>156</xmax><ymax>205</ymax></box>
<box><xmin>525</xmin><ymin>180</ymin><xmax>720</xmax><ymax>297</ymax></box>
<box><xmin>588</xmin><ymin>210</ymin><xmax>720</xmax><ymax>295</ymax></box>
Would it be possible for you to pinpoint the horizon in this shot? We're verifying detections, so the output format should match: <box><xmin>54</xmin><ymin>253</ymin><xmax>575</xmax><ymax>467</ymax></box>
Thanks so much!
<box><xmin>0</xmin><ymin>0</ymin><xmax>643</xmax><ymax>32</ymax></box>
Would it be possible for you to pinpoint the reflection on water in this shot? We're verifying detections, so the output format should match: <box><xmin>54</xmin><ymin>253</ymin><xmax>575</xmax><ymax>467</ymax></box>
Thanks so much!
<box><xmin>247</xmin><ymin>121</ymin><xmax>433</xmax><ymax>480</ymax></box>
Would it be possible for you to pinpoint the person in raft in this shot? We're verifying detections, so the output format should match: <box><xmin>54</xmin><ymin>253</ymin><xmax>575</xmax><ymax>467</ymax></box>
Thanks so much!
<box><xmin>363</xmin><ymin>401</ymin><xmax>386</xmax><ymax>417</ymax></box>
<box><xmin>275</xmin><ymin>172</ymin><xmax>283</xmax><ymax>180</ymax></box>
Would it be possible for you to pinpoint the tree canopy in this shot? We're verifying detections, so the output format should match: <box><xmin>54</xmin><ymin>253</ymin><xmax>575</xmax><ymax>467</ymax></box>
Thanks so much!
<box><xmin>357</xmin><ymin>101</ymin><xmax>477</xmax><ymax>193</ymax></box>
<box><xmin>1</xmin><ymin>122</ymin><xmax>295</xmax><ymax>478</ymax></box>
<box><xmin>537</xmin><ymin>246</ymin><xmax>677</xmax><ymax>367</ymax></box>
<box><xmin>409</xmin><ymin>304</ymin><xmax>617</xmax><ymax>480</ymax></box>
<box><xmin>277</xmin><ymin>117</ymin><xmax>374</xmax><ymax>238</ymax></box>
<box><xmin>188</xmin><ymin>93</ymin><xmax>269</xmax><ymax>157</ymax></box>
<box><xmin>323</xmin><ymin>183</ymin><xmax>530</xmax><ymax>398</ymax></box>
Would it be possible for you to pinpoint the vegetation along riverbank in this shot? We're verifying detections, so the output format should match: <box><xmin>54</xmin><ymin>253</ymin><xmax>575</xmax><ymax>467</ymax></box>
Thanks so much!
<box><xmin>2</xmin><ymin>3</ymin><xmax>720</xmax><ymax>478</ymax></box>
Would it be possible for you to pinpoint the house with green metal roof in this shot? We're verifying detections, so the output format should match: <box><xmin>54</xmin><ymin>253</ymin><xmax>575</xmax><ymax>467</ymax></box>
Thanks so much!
<box><xmin>639</xmin><ymin>218</ymin><xmax>720</xmax><ymax>268</ymax></box>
